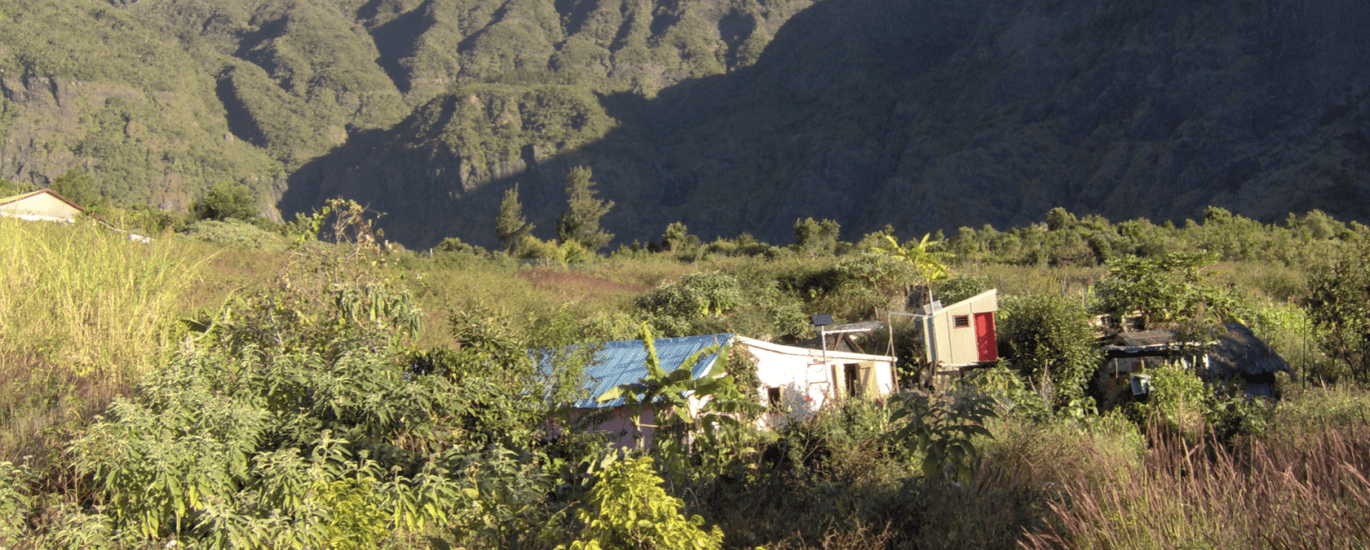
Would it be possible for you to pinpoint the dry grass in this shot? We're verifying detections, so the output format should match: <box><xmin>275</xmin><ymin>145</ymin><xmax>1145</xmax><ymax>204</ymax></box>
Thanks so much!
<box><xmin>1023</xmin><ymin>421</ymin><xmax>1370</xmax><ymax>549</ymax></box>
<box><xmin>0</xmin><ymin>219</ymin><xmax>196</xmax><ymax>463</ymax></box>
<box><xmin>516</xmin><ymin>268</ymin><xmax>650</xmax><ymax>304</ymax></box>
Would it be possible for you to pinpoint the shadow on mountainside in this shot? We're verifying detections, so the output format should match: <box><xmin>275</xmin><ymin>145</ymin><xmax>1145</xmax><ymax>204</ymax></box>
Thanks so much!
<box><xmin>282</xmin><ymin>0</ymin><xmax>1370</xmax><ymax>251</ymax></box>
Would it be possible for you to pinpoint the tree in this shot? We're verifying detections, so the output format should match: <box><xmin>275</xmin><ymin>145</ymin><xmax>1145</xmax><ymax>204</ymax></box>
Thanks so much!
<box><xmin>793</xmin><ymin>217</ymin><xmax>840</xmax><ymax>257</ymax></box>
<box><xmin>193</xmin><ymin>183</ymin><xmax>258</xmax><ymax>222</ymax></box>
<box><xmin>999</xmin><ymin>294</ymin><xmax>1101</xmax><ymax>403</ymax></box>
<box><xmin>495</xmin><ymin>185</ymin><xmax>534</xmax><ymax>253</ymax></box>
<box><xmin>1307</xmin><ymin>245</ymin><xmax>1370</xmax><ymax>383</ymax></box>
<box><xmin>0</xmin><ymin>178</ymin><xmax>33</xmax><ymax>197</ymax></box>
<box><xmin>659</xmin><ymin>222</ymin><xmax>698</xmax><ymax>253</ymax></box>
<box><xmin>49</xmin><ymin>167</ymin><xmax>102</xmax><ymax>208</ymax></box>
<box><xmin>558</xmin><ymin>166</ymin><xmax>614</xmax><ymax>251</ymax></box>
<box><xmin>1095</xmin><ymin>252</ymin><xmax>1229</xmax><ymax>326</ymax></box>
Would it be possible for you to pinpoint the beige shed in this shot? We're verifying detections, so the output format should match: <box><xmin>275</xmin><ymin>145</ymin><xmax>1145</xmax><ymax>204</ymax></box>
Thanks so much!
<box><xmin>917</xmin><ymin>289</ymin><xmax>1000</xmax><ymax>368</ymax></box>
<box><xmin>0</xmin><ymin>189</ymin><xmax>85</xmax><ymax>222</ymax></box>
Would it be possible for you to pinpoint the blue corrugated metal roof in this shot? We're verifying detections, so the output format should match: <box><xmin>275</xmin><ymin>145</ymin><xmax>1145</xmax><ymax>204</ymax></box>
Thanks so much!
<box><xmin>568</xmin><ymin>333</ymin><xmax>734</xmax><ymax>409</ymax></box>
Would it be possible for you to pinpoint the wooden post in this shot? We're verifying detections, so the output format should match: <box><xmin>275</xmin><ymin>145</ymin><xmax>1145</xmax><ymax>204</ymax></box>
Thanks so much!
<box><xmin>888</xmin><ymin>309</ymin><xmax>899</xmax><ymax>393</ymax></box>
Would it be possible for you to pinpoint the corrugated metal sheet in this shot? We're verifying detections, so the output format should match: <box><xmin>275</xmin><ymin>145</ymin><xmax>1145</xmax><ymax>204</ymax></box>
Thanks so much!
<box><xmin>569</xmin><ymin>333</ymin><xmax>734</xmax><ymax>409</ymax></box>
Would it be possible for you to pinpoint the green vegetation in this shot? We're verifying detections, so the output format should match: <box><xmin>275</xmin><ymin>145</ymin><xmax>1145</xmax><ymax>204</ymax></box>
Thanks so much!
<box><xmin>2</xmin><ymin>205</ymin><xmax>1370</xmax><ymax>548</ymax></box>
<box><xmin>558</xmin><ymin>166</ymin><xmax>615</xmax><ymax>252</ymax></box>
<box><xmin>48</xmin><ymin>167</ymin><xmax>102</xmax><ymax>208</ymax></box>
<box><xmin>496</xmin><ymin>185</ymin><xmax>535</xmax><ymax>253</ymax></box>
<box><xmin>560</xmin><ymin>457</ymin><xmax>724</xmax><ymax>550</ymax></box>
<box><xmin>0</xmin><ymin>216</ymin><xmax>194</xmax><ymax>465</ymax></box>
<box><xmin>192</xmin><ymin>182</ymin><xmax>259</xmax><ymax>222</ymax></box>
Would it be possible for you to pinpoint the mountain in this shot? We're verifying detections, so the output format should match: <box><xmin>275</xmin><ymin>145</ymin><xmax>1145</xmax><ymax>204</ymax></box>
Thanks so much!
<box><xmin>2</xmin><ymin>0</ymin><xmax>1368</xmax><ymax>247</ymax></box>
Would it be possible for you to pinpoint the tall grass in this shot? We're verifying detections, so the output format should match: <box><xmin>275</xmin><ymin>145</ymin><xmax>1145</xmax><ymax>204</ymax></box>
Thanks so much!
<box><xmin>1024</xmin><ymin>412</ymin><xmax>1370</xmax><ymax>549</ymax></box>
<box><xmin>0</xmin><ymin>218</ymin><xmax>195</xmax><ymax>462</ymax></box>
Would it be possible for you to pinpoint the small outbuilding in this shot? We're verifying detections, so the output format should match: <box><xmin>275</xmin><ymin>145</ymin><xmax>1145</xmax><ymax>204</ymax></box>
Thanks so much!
<box><xmin>1095</xmin><ymin>323</ymin><xmax>1292</xmax><ymax>404</ymax></box>
<box><xmin>0</xmin><ymin>189</ymin><xmax>84</xmax><ymax>222</ymax></box>
<box><xmin>1203</xmin><ymin>323</ymin><xmax>1293</xmax><ymax>398</ymax></box>
<box><xmin>916</xmin><ymin>289</ymin><xmax>1000</xmax><ymax>370</ymax></box>
<box><xmin>562</xmin><ymin>333</ymin><xmax>897</xmax><ymax>447</ymax></box>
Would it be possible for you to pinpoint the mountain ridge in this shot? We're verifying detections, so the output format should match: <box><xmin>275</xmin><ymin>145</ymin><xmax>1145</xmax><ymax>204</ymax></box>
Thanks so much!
<box><xmin>0</xmin><ymin>0</ymin><xmax>1367</xmax><ymax>248</ymax></box>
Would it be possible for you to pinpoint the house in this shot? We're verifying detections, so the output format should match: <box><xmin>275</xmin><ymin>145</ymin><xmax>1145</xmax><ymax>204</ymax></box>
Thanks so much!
<box><xmin>1203</xmin><ymin>323</ymin><xmax>1293</xmax><ymax>399</ymax></box>
<box><xmin>915</xmin><ymin>289</ymin><xmax>1000</xmax><ymax>371</ymax></box>
<box><xmin>0</xmin><ymin>189</ymin><xmax>84</xmax><ymax>222</ymax></box>
<box><xmin>741</xmin><ymin>335</ymin><xmax>897</xmax><ymax>429</ymax></box>
<box><xmin>1097</xmin><ymin>329</ymin><xmax>1209</xmax><ymax>406</ymax></box>
<box><xmin>792</xmin><ymin>320</ymin><xmax>883</xmax><ymax>354</ymax></box>
<box><xmin>563</xmin><ymin>333</ymin><xmax>897</xmax><ymax>447</ymax></box>
<box><xmin>1095</xmin><ymin>323</ymin><xmax>1292</xmax><ymax>404</ymax></box>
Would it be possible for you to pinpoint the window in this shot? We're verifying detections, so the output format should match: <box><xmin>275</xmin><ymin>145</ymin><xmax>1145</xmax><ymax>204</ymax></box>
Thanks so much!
<box><xmin>767</xmin><ymin>387</ymin><xmax>783</xmax><ymax>409</ymax></box>
<box><xmin>953</xmin><ymin>315</ymin><xmax>970</xmax><ymax>328</ymax></box>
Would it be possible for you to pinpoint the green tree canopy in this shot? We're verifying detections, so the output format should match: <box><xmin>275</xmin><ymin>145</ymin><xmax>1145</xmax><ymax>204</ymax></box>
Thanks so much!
<box><xmin>495</xmin><ymin>185</ymin><xmax>534</xmax><ymax>253</ymax></box>
<box><xmin>659</xmin><ymin>222</ymin><xmax>698</xmax><ymax>253</ymax></box>
<box><xmin>49</xmin><ymin>167</ymin><xmax>102</xmax><ymax>208</ymax></box>
<box><xmin>1095</xmin><ymin>252</ymin><xmax>1230</xmax><ymax>326</ymax></box>
<box><xmin>193</xmin><ymin>183</ymin><xmax>259</xmax><ymax>222</ymax></box>
<box><xmin>558</xmin><ymin>166</ymin><xmax>614</xmax><ymax>251</ymax></box>
<box><xmin>1307</xmin><ymin>244</ymin><xmax>1370</xmax><ymax>383</ymax></box>
<box><xmin>0</xmin><ymin>179</ymin><xmax>33</xmax><ymax>197</ymax></box>
<box><xmin>793</xmin><ymin>217</ymin><xmax>840</xmax><ymax>257</ymax></box>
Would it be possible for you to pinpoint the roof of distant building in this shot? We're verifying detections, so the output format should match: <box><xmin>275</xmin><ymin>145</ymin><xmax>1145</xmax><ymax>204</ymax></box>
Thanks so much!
<box><xmin>556</xmin><ymin>333</ymin><xmax>734</xmax><ymax>409</ymax></box>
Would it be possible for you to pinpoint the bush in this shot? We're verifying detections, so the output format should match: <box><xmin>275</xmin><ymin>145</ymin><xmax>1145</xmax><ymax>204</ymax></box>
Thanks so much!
<box><xmin>998</xmin><ymin>294</ymin><xmax>1101</xmax><ymax>404</ymax></box>
<box><xmin>193</xmin><ymin>183</ymin><xmax>259</xmax><ymax>222</ymax></box>
<box><xmin>185</xmin><ymin>219</ymin><xmax>288</xmax><ymax>250</ymax></box>
<box><xmin>1306</xmin><ymin>243</ymin><xmax>1370</xmax><ymax>383</ymax></box>
<box><xmin>561</xmin><ymin>456</ymin><xmax>723</xmax><ymax>550</ymax></box>
<box><xmin>636</xmin><ymin>271</ymin><xmax>743</xmax><ymax>335</ymax></box>
<box><xmin>1135</xmin><ymin>364</ymin><xmax>1208</xmax><ymax>436</ymax></box>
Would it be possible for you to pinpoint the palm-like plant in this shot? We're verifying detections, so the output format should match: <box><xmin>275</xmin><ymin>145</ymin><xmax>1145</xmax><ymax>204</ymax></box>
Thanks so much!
<box><xmin>873</xmin><ymin>233</ymin><xmax>953</xmax><ymax>283</ymax></box>
<box><xmin>599</xmin><ymin>326</ymin><xmax>750</xmax><ymax>448</ymax></box>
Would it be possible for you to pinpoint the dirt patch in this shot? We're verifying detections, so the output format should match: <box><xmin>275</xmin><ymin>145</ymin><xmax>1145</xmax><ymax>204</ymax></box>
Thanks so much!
<box><xmin>516</xmin><ymin>269</ymin><xmax>649</xmax><ymax>303</ymax></box>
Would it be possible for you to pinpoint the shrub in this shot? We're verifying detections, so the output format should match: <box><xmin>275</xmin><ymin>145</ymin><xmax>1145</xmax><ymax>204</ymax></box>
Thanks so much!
<box><xmin>561</xmin><ymin>456</ymin><xmax>724</xmax><ymax>550</ymax></box>
<box><xmin>998</xmin><ymin>294</ymin><xmax>1101</xmax><ymax>403</ymax></box>
<box><xmin>1306</xmin><ymin>243</ymin><xmax>1370</xmax><ymax>383</ymax></box>
<box><xmin>1135</xmin><ymin>364</ymin><xmax>1208</xmax><ymax>436</ymax></box>
<box><xmin>185</xmin><ymin>219</ymin><xmax>288</xmax><ymax>250</ymax></box>
<box><xmin>636</xmin><ymin>271</ymin><xmax>743</xmax><ymax>335</ymax></box>
<box><xmin>193</xmin><ymin>183</ymin><xmax>258</xmax><ymax>222</ymax></box>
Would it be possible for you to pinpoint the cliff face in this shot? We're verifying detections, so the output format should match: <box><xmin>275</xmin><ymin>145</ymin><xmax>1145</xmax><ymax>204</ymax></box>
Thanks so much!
<box><xmin>1</xmin><ymin>0</ymin><xmax>1367</xmax><ymax>246</ymax></box>
<box><xmin>285</xmin><ymin>0</ymin><xmax>1370</xmax><ymax>249</ymax></box>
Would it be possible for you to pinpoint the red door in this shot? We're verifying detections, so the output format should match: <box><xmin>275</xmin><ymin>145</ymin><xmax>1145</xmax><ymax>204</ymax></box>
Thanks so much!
<box><xmin>975</xmin><ymin>312</ymin><xmax>998</xmax><ymax>362</ymax></box>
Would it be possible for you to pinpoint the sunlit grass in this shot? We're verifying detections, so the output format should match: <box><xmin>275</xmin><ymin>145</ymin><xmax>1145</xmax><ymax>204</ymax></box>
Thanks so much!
<box><xmin>0</xmin><ymin>218</ymin><xmax>196</xmax><ymax>462</ymax></box>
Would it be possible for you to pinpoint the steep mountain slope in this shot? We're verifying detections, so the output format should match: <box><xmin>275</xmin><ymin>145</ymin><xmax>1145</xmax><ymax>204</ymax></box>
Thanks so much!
<box><xmin>0</xmin><ymin>2</ymin><xmax>280</xmax><ymax>209</ymax></box>
<box><xmin>0</xmin><ymin>0</ymin><xmax>802</xmax><ymax>217</ymax></box>
<box><xmin>1</xmin><ymin>0</ymin><xmax>1367</xmax><ymax>247</ymax></box>
<box><xmin>288</xmin><ymin>0</ymin><xmax>1370</xmax><ymax>249</ymax></box>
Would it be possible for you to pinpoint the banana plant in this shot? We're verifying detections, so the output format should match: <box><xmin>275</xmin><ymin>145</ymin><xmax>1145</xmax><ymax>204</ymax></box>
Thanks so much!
<box><xmin>598</xmin><ymin>325</ymin><xmax>748</xmax><ymax>448</ymax></box>
<box><xmin>873</xmin><ymin>233</ymin><xmax>953</xmax><ymax>283</ymax></box>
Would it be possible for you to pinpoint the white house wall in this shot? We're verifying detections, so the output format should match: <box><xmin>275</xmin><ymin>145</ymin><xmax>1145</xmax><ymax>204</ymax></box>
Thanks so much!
<box><xmin>736</xmin><ymin>336</ymin><xmax>896</xmax><ymax>425</ymax></box>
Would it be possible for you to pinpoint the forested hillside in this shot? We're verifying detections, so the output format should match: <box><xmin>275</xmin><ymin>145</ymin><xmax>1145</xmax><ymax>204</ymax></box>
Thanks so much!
<box><xmin>1</xmin><ymin>0</ymin><xmax>1368</xmax><ymax>248</ymax></box>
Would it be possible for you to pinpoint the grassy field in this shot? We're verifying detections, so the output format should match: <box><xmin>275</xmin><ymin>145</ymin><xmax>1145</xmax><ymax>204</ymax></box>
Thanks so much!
<box><xmin>1</xmin><ymin>208</ymin><xmax>1367</xmax><ymax>548</ymax></box>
